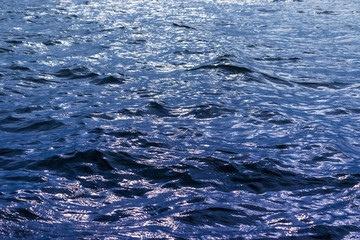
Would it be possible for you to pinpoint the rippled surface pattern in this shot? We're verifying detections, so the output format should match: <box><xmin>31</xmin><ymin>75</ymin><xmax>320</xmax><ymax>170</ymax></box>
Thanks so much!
<box><xmin>1</xmin><ymin>0</ymin><xmax>360</xmax><ymax>238</ymax></box>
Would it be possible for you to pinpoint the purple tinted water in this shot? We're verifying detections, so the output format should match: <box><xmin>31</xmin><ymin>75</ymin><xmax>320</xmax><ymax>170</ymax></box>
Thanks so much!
<box><xmin>0</xmin><ymin>0</ymin><xmax>359</xmax><ymax>239</ymax></box>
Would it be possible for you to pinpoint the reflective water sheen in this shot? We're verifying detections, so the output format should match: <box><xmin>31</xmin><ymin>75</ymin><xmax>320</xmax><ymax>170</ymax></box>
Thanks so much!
<box><xmin>1</xmin><ymin>0</ymin><xmax>360</xmax><ymax>239</ymax></box>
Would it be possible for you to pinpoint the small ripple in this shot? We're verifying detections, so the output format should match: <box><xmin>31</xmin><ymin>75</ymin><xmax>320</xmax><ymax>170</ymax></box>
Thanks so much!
<box><xmin>14</xmin><ymin>106</ymin><xmax>43</xmax><ymax>114</ymax></box>
<box><xmin>4</xmin><ymin>175</ymin><xmax>47</xmax><ymax>183</ymax></box>
<box><xmin>182</xmin><ymin>104</ymin><xmax>235</xmax><ymax>119</ymax></box>
<box><xmin>22</xmin><ymin>77</ymin><xmax>53</xmax><ymax>84</ymax></box>
<box><xmin>93</xmin><ymin>210</ymin><xmax>130</xmax><ymax>222</ymax></box>
<box><xmin>90</xmin><ymin>75</ymin><xmax>125</xmax><ymax>85</ymax></box>
<box><xmin>5</xmin><ymin>40</ymin><xmax>23</xmax><ymax>45</ymax></box>
<box><xmin>126</xmin><ymin>39</ymin><xmax>146</xmax><ymax>45</ymax></box>
<box><xmin>0</xmin><ymin>115</ymin><xmax>24</xmax><ymax>124</ymax></box>
<box><xmin>87</xmin><ymin>112</ymin><xmax>114</xmax><ymax>120</ymax></box>
<box><xmin>42</xmin><ymin>40</ymin><xmax>62</xmax><ymax>46</ymax></box>
<box><xmin>0</xmin><ymin>119</ymin><xmax>65</xmax><ymax>133</ymax></box>
<box><xmin>173</xmin><ymin>49</ymin><xmax>205</xmax><ymax>55</ymax></box>
<box><xmin>257</xmin><ymin>9</ymin><xmax>280</xmax><ymax>13</ymax></box>
<box><xmin>15</xmin><ymin>208</ymin><xmax>43</xmax><ymax>221</ymax></box>
<box><xmin>106</xmin><ymin>128</ymin><xmax>146</xmax><ymax>139</ymax></box>
<box><xmin>137</xmin><ymin>101</ymin><xmax>176</xmax><ymax>118</ymax></box>
<box><xmin>176</xmin><ymin>207</ymin><xmax>257</xmax><ymax>226</ymax></box>
<box><xmin>297</xmin><ymin>225</ymin><xmax>359</xmax><ymax>239</ymax></box>
<box><xmin>0</xmin><ymin>48</ymin><xmax>14</xmax><ymax>53</ymax></box>
<box><xmin>7</xmin><ymin>65</ymin><xmax>32</xmax><ymax>71</ymax></box>
<box><xmin>251</xmin><ymin>109</ymin><xmax>282</xmax><ymax>120</ymax></box>
<box><xmin>186</xmin><ymin>156</ymin><xmax>333</xmax><ymax>194</ymax></box>
<box><xmin>257</xmin><ymin>144</ymin><xmax>300</xmax><ymax>150</ymax></box>
<box><xmin>254</xmin><ymin>56</ymin><xmax>300</xmax><ymax>62</ymax></box>
<box><xmin>0</xmin><ymin>148</ymin><xmax>25</xmax><ymax>157</ymax></box>
<box><xmin>113</xmin><ymin>188</ymin><xmax>150</xmax><ymax>198</ymax></box>
<box><xmin>268</xmin><ymin>119</ymin><xmax>293</xmax><ymax>125</ymax></box>
<box><xmin>312</xmin><ymin>147</ymin><xmax>351</xmax><ymax>163</ymax></box>
<box><xmin>294</xmin><ymin>81</ymin><xmax>352</xmax><ymax>89</ymax></box>
<box><xmin>54</xmin><ymin>67</ymin><xmax>99</xmax><ymax>79</ymax></box>
<box><xmin>134</xmin><ymin>139</ymin><xmax>170</xmax><ymax>149</ymax></box>
<box><xmin>325</xmin><ymin>108</ymin><xmax>349</xmax><ymax>116</ymax></box>
<box><xmin>29</xmin><ymin>150</ymin><xmax>115</xmax><ymax>178</ymax></box>
<box><xmin>188</xmin><ymin>64</ymin><xmax>253</xmax><ymax>74</ymax></box>
<box><xmin>315</xmin><ymin>10</ymin><xmax>338</xmax><ymax>15</ymax></box>
<box><xmin>172</xmin><ymin>23</ymin><xmax>196</xmax><ymax>30</ymax></box>
<box><xmin>189</xmin><ymin>62</ymin><xmax>292</xmax><ymax>86</ymax></box>
<box><xmin>142</xmin><ymin>205</ymin><xmax>170</xmax><ymax>217</ymax></box>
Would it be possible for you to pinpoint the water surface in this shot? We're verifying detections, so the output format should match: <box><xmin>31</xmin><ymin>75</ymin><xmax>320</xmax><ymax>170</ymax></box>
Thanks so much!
<box><xmin>0</xmin><ymin>0</ymin><xmax>360</xmax><ymax>239</ymax></box>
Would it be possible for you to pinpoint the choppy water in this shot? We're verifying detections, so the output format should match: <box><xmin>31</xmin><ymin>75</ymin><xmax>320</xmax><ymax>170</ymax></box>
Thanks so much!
<box><xmin>1</xmin><ymin>0</ymin><xmax>360</xmax><ymax>239</ymax></box>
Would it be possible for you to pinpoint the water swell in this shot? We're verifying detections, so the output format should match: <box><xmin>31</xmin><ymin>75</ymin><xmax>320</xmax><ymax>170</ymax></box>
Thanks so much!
<box><xmin>188</xmin><ymin>60</ymin><xmax>294</xmax><ymax>87</ymax></box>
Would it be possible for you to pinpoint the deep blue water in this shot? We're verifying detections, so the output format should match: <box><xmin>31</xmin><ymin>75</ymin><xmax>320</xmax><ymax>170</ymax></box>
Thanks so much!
<box><xmin>1</xmin><ymin>0</ymin><xmax>360</xmax><ymax>239</ymax></box>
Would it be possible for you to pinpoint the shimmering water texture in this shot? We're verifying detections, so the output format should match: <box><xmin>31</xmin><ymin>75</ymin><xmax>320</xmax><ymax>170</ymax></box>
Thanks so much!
<box><xmin>1</xmin><ymin>0</ymin><xmax>360</xmax><ymax>239</ymax></box>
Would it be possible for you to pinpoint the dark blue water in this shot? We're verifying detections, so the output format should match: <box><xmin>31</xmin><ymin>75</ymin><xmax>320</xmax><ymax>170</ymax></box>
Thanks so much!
<box><xmin>1</xmin><ymin>0</ymin><xmax>360</xmax><ymax>239</ymax></box>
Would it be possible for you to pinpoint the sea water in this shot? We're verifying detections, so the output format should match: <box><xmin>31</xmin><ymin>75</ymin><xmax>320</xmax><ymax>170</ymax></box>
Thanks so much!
<box><xmin>0</xmin><ymin>0</ymin><xmax>359</xmax><ymax>238</ymax></box>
